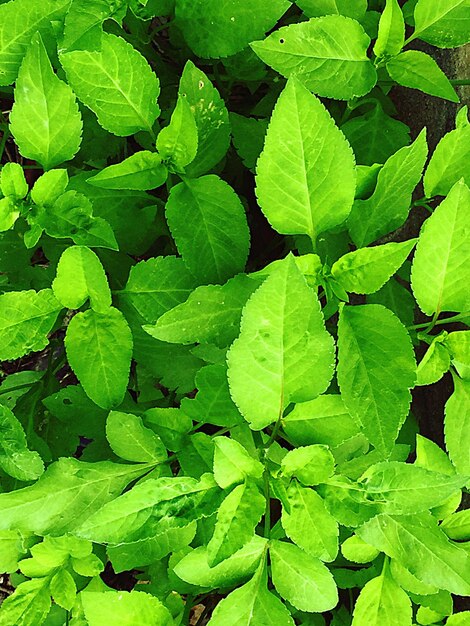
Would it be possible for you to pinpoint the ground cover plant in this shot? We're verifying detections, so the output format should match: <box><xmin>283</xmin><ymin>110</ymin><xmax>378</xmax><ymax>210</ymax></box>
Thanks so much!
<box><xmin>0</xmin><ymin>0</ymin><xmax>470</xmax><ymax>624</ymax></box>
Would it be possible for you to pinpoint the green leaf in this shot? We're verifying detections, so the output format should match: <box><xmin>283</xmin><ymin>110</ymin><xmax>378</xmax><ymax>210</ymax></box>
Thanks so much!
<box><xmin>415</xmin><ymin>433</ymin><xmax>456</xmax><ymax>475</ymax></box>
<box><xmin>348</xmin><ymin>130</ymin><xmax>428</xmax><ymax>246</ymax></box>
<box><xmin>351</xmin><ymin>564</ymin><xmax>412</xmax><ymax>626</ymax></box>
<box><xmin>412</xmin><ymin>0</ymin><xmax>470</xmax><ymax>48</ymax></box>
<box><xmin>0</xmin><ymin>578</ymin><xmax>51</xmax><ymax>626</ymax></box>
<box><xmin>366</xmin><ymin>277</ymin><xmax>415</xmax><ymax>328</ymax></box>
<box><xmin>230</xmin><ymin>114</ymin><xmax>268</xmax><ymax>172</ymax></box>
<box><xmin>37</xmin><ymin>190</ymin><xmax>118</xmax><ymax>250</ymax></box>
<box><xmin>281</xmin><ymin>481</ymin><xmax>339</xmax><ymax>561</ymax></box>
<box><xmin>357</xmin><ymin>513</ymin><xmax>470</xmax><ymax>595</ymax></box>
<box><xmin>0</xmin><ymin>163</ymin><xmax>28</xmax><ymax>200</ymax></box>
<box><xmin>0</xmin><ymin>530</ymin><xmax>29</xmax><ymax>574</ymax></box>
<box><xmin>81</xmin><ymin>590</ymin><xmax>173</xmax><ymax>626</ymax></box>
<box><xmin>88</xmin><ymin>151</ymin><xmax>168</xmax><ymax>191</ymax></box>
<box><xmin>65</xmin><ymin>307</ymin><xmax>133</xmax><ymax>410</ymax></box>
<box><xmin>227</xmin><ymin>256</ymin><xmax>335</xmax><ymax>430</ymax></box>
<box><xmin>251</xmin><ymin>16</ymin><xmax>377</xmax><ymax>100</ymax></box>
<box><xmin>280</xmin><ymin>445</ymin><xmax>335</xmax><ymax>486</ymax></box>
<box><xmin>0</xmin><ymin>197</ymin><xmax>20</xmax><ymax>232</ymax></box>
<box><xmin>387</xmin><ymin>51</ymin><xmax>459</xmax><ymax>102</ymax></box>
<box><xmin>0</xmin><ymin>288</ymin><xmax>62</xmax><ymax>361</ymax></box>
<box><xmin>60</xmin><ymin>33</ymin><xmax>160</xmax><ymax>136</ymax></box>
<box><xmin>0</xmin><ymin>405</ymin><xmax>44</xmax><ymax>481</ymax></box>
<box><xmin>120</xmin><ymin>256</ymin><xmax>196</xmax><ymax>325</ymax></box>
<box><xmin>412</xmin><ymin>180</ymin><xmax>470</xmax><ymax>315</ymax></box>
<box><xmin>175</xmin><ymin>0</ymin><xmax>290</xmax><ymax>59</ymax></box>
<box><xmin>362</xmin><ymin>461</ymin><xmax>465</xmax><ymax>513</ymax></box>
<box><xmin>270</xmin><ymin>540</ymin><xmax>338</xmax><ymax>613</ymax></box>
<box><xmin>341</xmin><ymin>535</ymin><xmax>380</xmax><ymax>563</ymax></box>
<box><xmin>10</xmin><ymin>34</ymin><xmax>82</xmax><ymax>170</ymax></box>
<box><xmin>50</xmin><ymin>569</ymin><xmax>77</xmax><ymax>611</ymax></box>
<box><xmin>337</xmin><ymin>304</ymin><xmax>416</xmax><ymax>456</ymax></box>
<box><xmin>165</xmin><ymin>175</ymin><xmax>250</xmax><ymax>284</ymax></box>
<box><xmin>156</xmin><ymin>95</ymin><xmax>198</xmax><ymax>171</ymax></box>
<box><xmin>143</xmin><ymin>407</ymin><xmax>192</xmax><ymax>452</ymax></box>
<box><xmin>331</xmin><ymin>239</ymin><xmax>416</xmax><ymax>295</ymax></box>
<box><xmin>446</xmin><ymin>331</ymin><xmax>470</xmax><ymax>379</ymax></box>
<box><xmin>0</xmin><ymin>0</ymin><xmax>70</xmax><ymax>86</ymax></box>
<box><xmin>447</xmin><ymin>613</ymin><xmax>470</xmax><ymax>626</ymax></box>
<box><xmin>445</xmin><ymin>374</ymin><xmax>470</xmax><ymax>476</ymax></box>
<box><xmin>207</xmin><ymin>481</ymin><xmax>265</xmax><ymax>566</ymax></box>
<box><xmin>207</xmin><ymin>560</ymin><xmax>295</xmax><ymax>626</ymax></box>
<box><xmin>178</xmin><ymin>60</ymin><xmax>230</xmax><ymax>177</ymax></box>
<box><xmin>374</xmin><ymin>0</ymin><xmax>405</xmax><ymax>57</ymax></box>
<box><xmin>106</xmin><ymin>411</ymin><xmax>167</xmax><ymax>463</ymax></box>
<box><xmin>52</xmin><ymin>245</ymin><xmax>111</xmax><ymax>312</ymax></box>
<box><xmin>424</xmin><ymin>108</ymin><xmax>470</xmax><ymax>197</ymax></box>
<box><xmin>441</xmin><ymin>509</ymin><xmax>470</xmax><ymax>540</ymax></box>
<box><xmin>416</xmin><ymin>339</ymin><xmax>451</xmax><ymax>386</ymax></box>
<box><xmin>0</xmin><ymin>457</ymin><xmax>146</xmax><ymax>534</ymax></box>
<box><xmin>296</xmin><ymin>0</ymin><xmax>367</xmax><ymax>19</ymax></box>
<box><xmin>282</xmin><ymin>395</ymin><xmax>360</xmax><ymax>448</ymax></box>
<box><xmin>213</xmin><ymin>436</ymin><xmax>264</xmax><ymax>489</ymax></box>
<box><xmin>180</xmin><ymin>364</ymin><xmax>243</xmax><ymax>429</ymax></box>
<box><xmin>31</xmin><ymin>169</ymin><xmax>68</xmax><ymax>207</ymax></box>
<box><xmin>62</xmin><ymin>0</ymin><xmax>128</xmax><ymax>52</ymax></box>
<box><xmin>173</xmin><ymin>536</ymin><xmax>267</xmax><ymax>589</ymax></box>
<box><xmin>255</xmin><ymin>79</ymin><xmax>356</xmax><ymax>242</ymax></box>
<box><xmin>144</xmin><ymin>274</ymin><xmax>259</xmax><ymax>347</ymax></box>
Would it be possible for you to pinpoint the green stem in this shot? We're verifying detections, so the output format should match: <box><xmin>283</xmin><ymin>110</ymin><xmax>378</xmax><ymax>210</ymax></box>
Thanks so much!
<box><xmin>182</xmin><ymin>594</ymin><xmax>195</xmax><ymax>626</ymax></box>
<box><xmin>407</xmin><ymin>311</ymin><xmax>470</xmax><ymax>331</ymax></box>
<box><xmin>263</xmin><ymin>414</ymin><xmax>283</xmax><ymax>449</ymax></box>
<box><xmin>0</xmin><ymin>381</ymin><xmax>37</xmax><ymax>396</ymax></box>
<box><xmin>0</xmin><ymin>127</ymin><xmax>10</xmax><ymax>161</ymax></box>
<box><xmin>451</xmin><ymin>79</ymin><xmax>470</xmax><ymax>86</ymax></box>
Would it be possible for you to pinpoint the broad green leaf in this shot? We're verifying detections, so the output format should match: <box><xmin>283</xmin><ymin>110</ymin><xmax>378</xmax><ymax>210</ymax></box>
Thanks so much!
<box><xmin>144</xmin><ymin>275</ymin><xmax>259</xmax><ymax>347</ymax></box>
<box><xmin>10</xmin><ymin>34</ymin><xmax>82</xmax><ymax>170</ymax></box>
<box><xmin>415</xmin><ymin>434</ymin><xmax>455</xmax><ymax>475</ymax></box>
<box><xmin>213</xmin><ymin>436</ymin><xmax>264</xmax><ymax>489</ymax></box>
<box><xmin>178</xmin><ymin>60</ymin><xmax>230</xmax><ymax>177</ymax></box>
<box><xmin>0</xmin><ymin>404</ymin><xmax>44</xmax><ymax>481</ymax></box>
<box><xmin>52</xmin><ymin>246</ymin><xmax>111</xmax><ymax>312</ymax></box>
<box><xmin>341</xmin><ymin>103</ymin><xmax>410</xmax><ymax>167</ymax></box>
<box><xmin>156</xmin><ymin>95</ymin><xmax>198</xmax><ymax>171</ymax></box>
<box><xmin>77</xmin><ymin>474</ymin><xmax>220</xmax><ymax>543</ymax></box>
<box><xmin>351</xmin><ymin>565</ymin><xmax>412</xmax><ymax>626</ymax></box>
<box><xmin>173</xmin><ymin>536</ymin><xmax>267</xmax><ymax>589</ymax></box>
<box><xmin>341</xmin><ymin>535</ymin><xmax>380</xmax><ymax>563</ymax></box>
<box><xmin>230</xmin><ymin>114</ymin><xmax>268</xmax><ymax>171</ymax></box>
<box><xmin>446</xmin><ymin>331</ymin><xmax>470</xmax><ymax>379</ymax></box>
<box><xmin>374</xmin><ymin>0</ymin><xmax>405</xmax><ymax>57</ymax></box>
<box><xmin>255</xmin><ymin>79</ymin><xmax>356</xmax><ymax>242</ymax></box>
<box><xmin>36</xmin><ymin>190</ymin><xmax>118</xmax><ymax>250</ymax></box>
<box><xmin>0</xmin><ymin>0</ymin><xmax>69</xmax><ymax>86</ymax></box>
<box><xmin>0</xmin><ymin>163</ymin><xmax>27</xmax><ymax>200</ymax></box>
<box><xmin>65</xmin><ymin>307</ymin><xmax>133</xmax><ymax>410</ymax></box>
<box><xmin>62</xmin><ymin>0</ymin><xmax>128</xmax><ymax>52</ymax></box>
<box><xmin>88</xmin><ymin>151</ymin><xmax>168</xmax><ymax>190</ymax></box>
<box><xmin>389</xmin><ymin>559</ymin><xmax>438</xmax><ymax>596</ymax></box>
<box><xmin>0</xmin><ymin>578</ymin><xmax>50</xmax><ymax>626</ymax></box>
<box><xmin>411</xmin><ymin>180</ymin><xmax>470</xmax><ymax>315</ymax></box>
<box><xmin>227</xmin><ymin>256</ymin><xmax>335</xmax><ymax>430</ymax></box>
<box><xmin>143</xmin><ymin>407</ymin><xmax>192</xmax><ymax>452</ymax></box>
<box><xmin>0</xmin><ymin>197</ymin><xmax>20</xmax><ymax>232</ymax></box>
<box><xmin>445</xmin><ymin>374</ymin><xmax>470</xmax><ymax>476</ymax></box>
<box><xmin>120</xmin><ymin>256</ymin><xmax>196</xmax><ymax>325</ymax></box>
<box><xmin>50</xmin><ymin>569</ymin><xmax>76</xmax><ymax>611</ymax></box>
<box><xmin>81</xmin><ymin>590</ymin><xmax>173</xmax><ymax>626</ymax></box>
<box><xmin>207</xmin><ymin>560</ymin><xmax>295</xmax><ymax>626</ymax></box>
<box><xmin>424</xmin><ymin>108</ymin><xmax>470</xmax><ymax>197</ymax></box>
<box><xmin>357</xmin><ymin>513</ymin><xmax>470</xmax><ymax>595</ymax></box>
<box><xmin>106</xmin><ymin>411</ymin><xmax>167</xmax><ymax>463</ymax></box>
<box><xmin>387</xmin><ymin>51</ymin><xmax>459</xmax><ymax>102</ymax></box>
<box><xmin>337</xmin><ymin>304</ymin><xmax>416</xmax><ymax>456</ymax></box>
<box><xmin>412</xmin><ymin>0</ymin><xmax>470</xmax><ymax>48</ymax></box>
<box><xmin>207</xmin><ymin>481</ymin><xmax>265</xmax><ymax>566</ymax></box>
<box><xmin>366</xmin><ymin>277</ymin><xmax>415</xmax><ymax>328</ymax></box>
<box><xmin>441</xmin><ymin>509</ymin><xmax>470</xmax><ymax>540</ymax></box>
<box><xmin>270</xmin><ymin>540</ymin><xmax>338</xmax><ymax>612</ymax></box>
<box><xmin>348</xmin><ymin>130</ymin><xmax>428</xmax><ymax>246</ymax></box>
<box><xmin>281</xmin><ymin>445</ymin><xmax>335</xmax><ymax>486</ymax></box>
<box><xmin>0</xmin><ymin>289</ymin><xmax>62</xmax><ymax>361</ymax></box>
<box><xmin>31</xmin><ymin>169</ymin><xmax>68</xmax><ymax>206</ymax></box>
<box><xmin>180</xmin><ymin>364</ymin><xmax>244</xmax><ymax>429</ymax></box>
<box><xmin>416</xmin><ymin>339</ymin><xmax>451</xmax><ymax>386</ymax></box>
<box><xmin>282</xmin><ymin>481</ymin><xmax>338</xmax><ymax>561</ymax></box>
<box><xmin>250</xmin><ymin>253</ymin><xmax>323</xmax><ymax>289</ymax></box>
<box><xmin>447</xmin><ymin>613</ymin><xmax>470</xmax><ymax>626</ymax></box>
<box><xmin>252</xmin><ymin>16</ymin><xmax>376</xmax><ymax>100</ymax></box>
<box><xmin>60</xmin><ymin>33</ymin><xmax>160</xmax><ymax>136</ymax></box>
<box><xmin>362</xmin><ymin>461</ymin><xmax>465</xmax><ymax>513</ymax></box>
<box><xmin>175</xmin><ymin>0</ymin><xmax>290</xmax><ymax>59</ymax></box>
<box><xmin>331</xmin><ymin>239</ymin><xmax>416</xmax><ymax>295</ymax></box>
<box><xmin>0</xmin><ymin>458</ymin><xmax>146</xmax><ymax>534</ymax></box>
<box><xmin>166</xmin><ymin>175</ymin><xmax>250</xmax><ymax>284</ymax></box>
<box><xmin>296</xmin><ymin>0</ymin><xmax>367</xmax><ymax>19</ymax></box>
<box><xmin>282</xmin><ymin>395</ymin><xmax>360</xmax><ymax>448</ymax></box>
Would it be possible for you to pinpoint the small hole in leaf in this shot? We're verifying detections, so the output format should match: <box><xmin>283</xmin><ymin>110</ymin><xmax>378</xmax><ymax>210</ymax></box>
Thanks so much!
<box><xmin>279</xmin><ymin>38</ymin><xmax>285</xmax><ymax>44</ymax></box>
<box><xmin>63</xmin><ymin>398</ymin><xmax>72</xmax><ymax>405</ymax></box>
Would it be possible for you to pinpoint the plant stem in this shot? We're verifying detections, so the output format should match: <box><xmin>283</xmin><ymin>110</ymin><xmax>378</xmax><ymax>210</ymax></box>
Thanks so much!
<box><xmin>0</xmin><ymin>127</ymin><xmax>10</xmax><ymax>161</ymax></box>
<box><xmin>407</xmin><ymin>311</ymin><xmax>470</xmax><ymax>331</ymax></box>
<box><xmin>451</xmin><ymin>79</ymin><xmax>470</xmax><ymax>86</ymax></box>
<box><xmin>182</xmin><ymin>594</ymin><xmax>195</xmax><ymax>626</ymax></box>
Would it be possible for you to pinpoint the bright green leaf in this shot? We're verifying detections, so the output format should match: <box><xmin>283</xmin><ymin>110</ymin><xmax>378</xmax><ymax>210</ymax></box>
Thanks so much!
<box><xmin>0</xmin><ymin>163</ymin><xmax>27</xmax><ymax>200</ymax></box>
<box><xmin>81</xmin><ymin>590</ymin><xmax>173</xmax><ymax>626</ymax></box>
<box><xmin>412</xmin><ymin>0</ymin><xmax>470</xmax><ymax>48</ymax></box>
<box><xmin>0</xmin><ymin>404</ymin><xmax>44</xmax><ymax>481</ymax></box>
<box><xmin>445</xmin><ymin>374</ymin><xmax>470</xmax><ymax>476</ymax></box>
<box><xmin>281</xmin><ymin>445</ymin><xmax>335</xmax><ymax>486</ymax></box>
<box><xmin>213</xmin><ymin>436</ymin><xmax>264</xmax><ymax>489</ymax></box>
<box><xmin>88</xmin><ymin>151</ymin><xmax>168</xmax><ymax>191</ymax></box>
<box><xmin>374</xmin><ymin>0</ymin><xmax>405</xmax><ymax>57</ymax></box>
<box><xmin>156</xmin><ymin>95</ymin><xmax>198</xmax><ymax>171</ymax></box>
<box><xmin>106</xmin><ymin>411</ymin><xmax>167</xmax><ymax>463</ymax></box>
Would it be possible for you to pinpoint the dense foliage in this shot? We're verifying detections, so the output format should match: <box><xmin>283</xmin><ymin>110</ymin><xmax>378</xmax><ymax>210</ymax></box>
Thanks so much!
<box><xmin>0</xmin><ymin>0</ymin><xmax>469</xmax><ymax>624</ymax></box>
